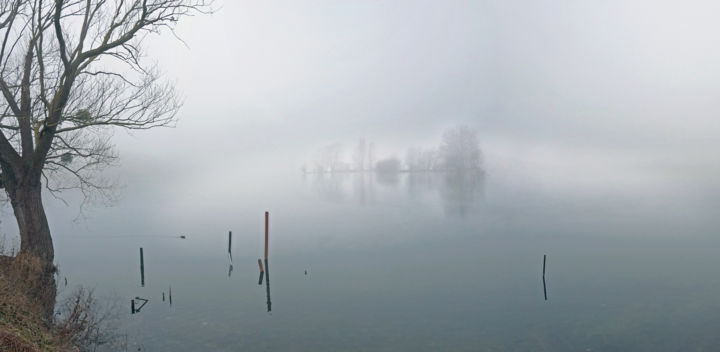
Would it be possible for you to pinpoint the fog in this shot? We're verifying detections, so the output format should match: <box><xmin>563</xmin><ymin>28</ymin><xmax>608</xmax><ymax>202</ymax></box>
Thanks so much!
<box><xmin>2</xmin><ymin>0</ymin><xmax>720</xmax><ymax>243</ymax></box>
<box><xmin>134</xmin><ymin>0</ymin><xmax>720</xmax><ymax>180</ymax></box>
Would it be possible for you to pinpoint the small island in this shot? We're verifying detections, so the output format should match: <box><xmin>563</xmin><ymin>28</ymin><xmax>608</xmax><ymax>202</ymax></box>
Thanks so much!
<box><xmin>302</xmin><ymin>126</ymin><xmax>484</xmax><ymax>176</ymax></box>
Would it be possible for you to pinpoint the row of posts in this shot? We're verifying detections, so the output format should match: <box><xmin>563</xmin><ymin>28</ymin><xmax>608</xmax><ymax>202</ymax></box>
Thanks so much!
<box><xmin>134</xmin><ymin>211</ymin><xmax>271</xmax><ymax>314</ymax></box>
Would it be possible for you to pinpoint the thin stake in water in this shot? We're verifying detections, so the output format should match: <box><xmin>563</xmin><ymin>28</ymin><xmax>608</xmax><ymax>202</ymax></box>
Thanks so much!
<box><xmin>140</xmin><ymin>248</ymin><xmax>145</xmax><ymax>287</ymax></box>
<box><xmin>542</xmin><ymin>254</ymin><xmax>548</xmax><ymax>301</ymax></box>
<box><xmin>258</xmin><ymin>258</ymin><xmax>265</xmax><ymax>285</ymax></box>
<box><xmin>265</xmin><ymin>212</ymin><xmax>269</xmax><ymax>260</ymax></box>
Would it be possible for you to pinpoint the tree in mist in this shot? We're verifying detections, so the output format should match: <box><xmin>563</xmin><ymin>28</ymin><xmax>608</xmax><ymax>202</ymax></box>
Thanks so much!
<box><xmin>375</xmin><ymin>156</ymin><xmax>400</xmax><ymax>174</ymax></box>
<box><xmin>367</xmin><ymin>141</ymin><xmax>375</xmax><ymax>171</ymax></box>
<box><xmin>352</xmin><ymin>138</ymin><xmax>366</xmax><ymax>171</ymax></box>
<box><xmin>405</xmin><ymin>147</ymin><xmax>437</xmax><ymax>171</ymax></box>
<box><xmin>437</xmin><ymin>126</ymin><xmax>482</xmax><ymax>171</ymax></box>
<box><xmin>313</xmin><ymin>143</ymin><xmax>342</xmax><ymax>173</ymax></box>
<box><xmin>0</xmin><ymin>0</ymin><xmax>210</xmax><ymax>312</ymax></box>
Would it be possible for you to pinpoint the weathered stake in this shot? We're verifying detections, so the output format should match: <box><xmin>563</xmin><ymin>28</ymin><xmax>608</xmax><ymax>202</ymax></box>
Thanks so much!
<box><xmin>265</xmin><ymin>211</ymin><xmax>269</xmax><ymax>260</ymax></box>
<box><xmin>131</xmin><ymin>299</ymin><xmax>135</xmax><ymax>314</ymax></box>
<box><xmin>228</xmin><ymin>231</ymin><xmax>232</xmax><ymax>253</ymax></box>
<box><xmin>542</xmin><ymin>254</ymin><xmax>548</xmax><ymax>301</ymax></box>
<box><xmin>140</xmin><ymin>248</ymin><xmax>145</xmax><ymax>287</ymax></box>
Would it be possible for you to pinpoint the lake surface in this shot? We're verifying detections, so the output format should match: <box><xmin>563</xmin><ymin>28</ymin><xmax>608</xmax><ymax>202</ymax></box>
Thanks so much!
<box><xmin>35</xmin><ymin>167</ymin><xmax>720</xmax><ymax>350</ymax></box>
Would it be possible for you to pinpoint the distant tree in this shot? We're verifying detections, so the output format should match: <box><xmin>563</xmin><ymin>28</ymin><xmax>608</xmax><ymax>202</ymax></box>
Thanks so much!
<box><xmin>406</xmin><ymin>147</ymin><xmax>438</xmax><ymax>171</ymax></box>
<box><xmin>419</xmin><ymin>149</ymin><xmax>438</xmax><ymax>171</ymax></box>
<box><xmin>375</xmin><ymin>157</ymin><xmax>400</xmax><ymax>174</ymax></box>
<box><xmin>438</xmin><ymin>126</ymin><xmax>482</xmax><ymax>171</ymax></box>
<box><xmin>352</xmin><ymin>138</ymin><xmax>366</xmax><ymax>171</ymax></box>
<box><xmin>405</xmin><ymin>148</ymin><xmax>419</xmax><ymax>171</ymax></box>
<box><xmin>367</xmin><ymin>142</ymin><xmax>375</xmax><ymax>171</ymax></box>
<box><xmin>313</xmin><ymin>143</ymin><xmax>342</xmax><ymax>173</ymax></box>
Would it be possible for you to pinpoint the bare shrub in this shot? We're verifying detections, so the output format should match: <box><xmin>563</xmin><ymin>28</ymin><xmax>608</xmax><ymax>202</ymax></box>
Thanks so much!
<box><xmin>54</xmin><ymin>287</ymin><xmax>120</xmax><ymax>352</ymax></box>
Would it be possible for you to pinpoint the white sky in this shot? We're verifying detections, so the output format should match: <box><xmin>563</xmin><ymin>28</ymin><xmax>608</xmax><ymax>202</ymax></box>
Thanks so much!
<box><xmin>107</xmin><ymin>0</ymin><xmax>720</xmax><ymax>176</ymax></box>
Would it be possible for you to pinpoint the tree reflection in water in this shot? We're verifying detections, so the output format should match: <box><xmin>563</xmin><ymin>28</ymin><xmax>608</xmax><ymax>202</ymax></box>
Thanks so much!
<box><xmin>307</xmin><ymin>170</ymin><xmax>484</xmax><ymax>218</ymax></box>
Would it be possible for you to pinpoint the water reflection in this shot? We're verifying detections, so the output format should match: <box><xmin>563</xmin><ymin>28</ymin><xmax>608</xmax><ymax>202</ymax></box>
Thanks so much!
<box><xmin>306</xmin><ymin>171</ymin><xmax>485</xmax><ymax>217</ymax></box>
<box><xmin>228</xmin><ymin>231</ymin><xmax>233</xmax><ymax>277</ymax></box>
<box><xmin>308</xmin><ymin>173</ymin><xmax>347</xmax><ymax>202</ymax></box>
<box><xmin>265</xmin><ymin>259</ymin><xmax>272</xmax><ymax>312</ymax></box>
<box><xmin>258</xmin><ymin>259</ymin><xmax>265</xmax><ymax>285</ymax></box>
<box><xmin>438</xmin><ymin>171</ymin><xmax>485</xmax><ymax>217</ymax></box>
<box><xmin>376</xmin><ymin>171</ymin><xmax>400</xmax><ymax>187</ymax></box>
<box><xmin>352</xmin><ymin>173</ymin><xmax>375</xmax><ymax>205</ymax></box>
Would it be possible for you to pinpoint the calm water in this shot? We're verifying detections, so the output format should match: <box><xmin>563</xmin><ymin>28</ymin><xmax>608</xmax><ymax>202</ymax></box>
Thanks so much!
<box><xmin>45</xmin><ymin>168</ymin><xmax>720</xmax><ymax>351</ymax></box>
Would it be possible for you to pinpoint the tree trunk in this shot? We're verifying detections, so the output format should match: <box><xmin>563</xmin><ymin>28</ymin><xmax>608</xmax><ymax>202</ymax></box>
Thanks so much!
<box><xmin>9</xmin><ymin>183</ymin><xmax>54</xmax><ymax>264</ymax></box>
<box><xmin>4</xmin><ymin>175</ymin><xmax>57</xmax><ymax>321</ymax></box>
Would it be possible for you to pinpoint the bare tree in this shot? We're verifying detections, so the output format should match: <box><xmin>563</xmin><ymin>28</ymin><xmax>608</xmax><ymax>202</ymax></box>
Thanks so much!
<box><xmin>367</xmin><ymin>141</ymin><xmax>375</xmax><ymax>171</ymax></box>
<box><xmin>406</xmin><ymin>147</ymin><xmax>438</xmax><ymax>172</ymax></box>
<box><xmin>0</xmin><ymin>0</ymin><xmax>210</xmax><ymax>275</ymax></box>
<box><xmin>313</xmin><ymin>143</ymin><xmax>342</xmax><ymax>173</ymax></box>
<box><xmin>405</xmin><ymin>147</ymin><xmax>419</xmax><ymax>171</ymax></box>
<box><xmin>375</xmin><ymin>156</ymin><xmax>400</xmax><ymax>174</ymax></box>
<box><xmin>438</xmin><ymin>126</ymin><xmax>482</xmax><ymax>171</ymax></box>
<box><xmin>352</xmin><ymin>138</ymin><xmax>366</xmax><ymax>171</ymax></box>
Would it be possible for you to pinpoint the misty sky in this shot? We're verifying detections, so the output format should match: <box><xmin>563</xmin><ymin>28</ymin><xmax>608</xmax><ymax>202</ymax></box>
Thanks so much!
<box><xmin>3</xmin><ymin>0</ymin><xmax>720</xmax><ymax>243</ymax></box>
<box><xmin>112</xmin><ymin>0</ymin><xmax>719</xmax><ymax>177</ymax></box>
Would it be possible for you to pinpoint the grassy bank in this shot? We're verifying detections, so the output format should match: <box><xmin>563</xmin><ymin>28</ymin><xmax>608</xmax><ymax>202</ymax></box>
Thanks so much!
<box><xmin>0</xmin><ymin>254</ymin><xmax>63</xmax><ymax>351</ymax></box>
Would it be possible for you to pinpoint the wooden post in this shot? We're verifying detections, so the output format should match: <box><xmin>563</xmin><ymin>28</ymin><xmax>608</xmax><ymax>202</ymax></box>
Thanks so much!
<box><xmin>265</xmin><ymin>211</ymin><xmax>269</xmax><ymax>260</ymax></box>
<box><xmin>258</xmin><ymin>259</ymin><xmax>264</xmax><ymax>273</ymax></box>
<box><xmin>169</xmin><ymin>286</ymin><xmax>172</xmax><ymax>305</ymax></box>
<box><xmin>542</xmin><ymin>254</ymin><xmax>547</xmax><ymax>278</ymax></box>
<box><xmin>140</xmin><ymin>248</ymin><xmax>145</xmax><ymax>287</ymax></box>
<box><xmin>131</xmin><ymin>299</ymin><xmax>135</xmax><ymax>314</ymax></box>
<box><xmin>228</xmin><ymin>231</ymin><xmax>232</xmax><ymax>253</ymax></box>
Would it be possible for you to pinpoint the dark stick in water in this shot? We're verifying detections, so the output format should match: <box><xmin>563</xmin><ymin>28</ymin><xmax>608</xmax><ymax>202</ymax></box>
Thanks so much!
<box><xmin>140</xmin><ymin>248</ymin><xmax>144</xmax><ymax>287</ymax></box>
<box><xmin>542</xmin><ymin>254</ymin><xmax>548</xmax><ymax>301</ymax></box>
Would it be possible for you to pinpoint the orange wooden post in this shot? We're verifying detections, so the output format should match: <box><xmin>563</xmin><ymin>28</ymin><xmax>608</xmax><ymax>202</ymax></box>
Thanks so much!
<box><xmin>265</xmin><ymin>211</ymin><xmax>269</xmax><ymax>260</ymax></box>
